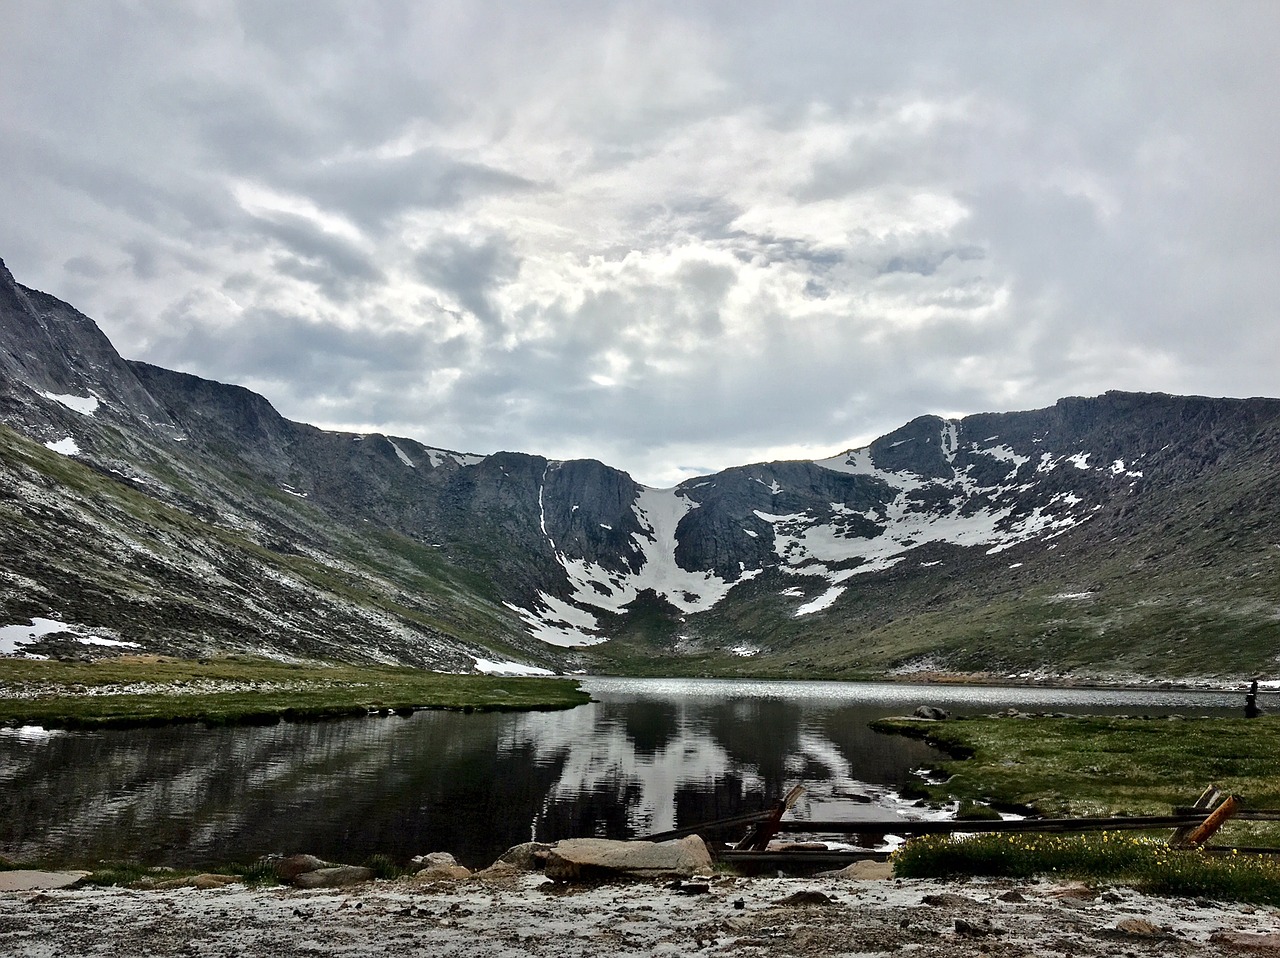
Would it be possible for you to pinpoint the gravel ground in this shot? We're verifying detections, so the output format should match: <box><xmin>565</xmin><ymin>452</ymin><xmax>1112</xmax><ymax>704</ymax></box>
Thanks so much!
<box><xmin>3</xmin><ymin>872</ymin><xmax>1279</xmax><ymax>957</ymax></box>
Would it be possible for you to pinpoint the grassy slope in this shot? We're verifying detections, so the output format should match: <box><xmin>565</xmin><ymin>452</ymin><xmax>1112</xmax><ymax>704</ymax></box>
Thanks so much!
<box><xmin>0</xmin><ymin>657</ymin><xmax>590</xmax><ymax>728</ymax></box>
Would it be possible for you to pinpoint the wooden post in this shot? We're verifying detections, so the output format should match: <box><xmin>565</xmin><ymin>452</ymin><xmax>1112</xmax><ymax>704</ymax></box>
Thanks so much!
<box><xmin>1179</xmin><ymin>795</ymin><xmax>1240</xmax><ymax>849</ymax></box>
<box><xmin>737</xmin><ymin>784</ymin><xmax>806</xmax><ymax>851</ymax></box>
<box><xmin>1169</xmin><ymin>785</ymin><xmax>1221</xmax><ymax>848</ymax></box>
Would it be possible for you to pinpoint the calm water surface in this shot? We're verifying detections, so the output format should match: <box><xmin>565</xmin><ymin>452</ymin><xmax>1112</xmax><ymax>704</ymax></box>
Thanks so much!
<box><xmin>0</xmin><ymin>678</ymin><xmax>1253</xmax><ymax>869</ymax></box>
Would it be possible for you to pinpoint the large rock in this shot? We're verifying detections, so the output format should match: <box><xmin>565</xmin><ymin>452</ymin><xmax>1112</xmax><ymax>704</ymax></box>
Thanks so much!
<box><xmin>543</xmin><ymin>835</ymin><xmax>712</xmax><ymax>882</ymax></box>
<box><xmin>292</xmin><ymin>865</ymin><xmax>374</xmax><ymax>889</ymax></box>
<box><xmin>275</xmin><ymin>854</ymin><xmax>330</xmax><ymax>883</ymax></box>
<box><xmin>497</xmin><ymin>841</ymin><xmax>551</xmax><ymax>871</ymax></box>
<box><xmin>411</xmin><ymin>852</ymin><xmax>472</xmax><ymax>882</ymax></box>
<box><xmin>0</xmin><ymin>870</ymin><xmax>89</xmax><ymax>891</ymax></box>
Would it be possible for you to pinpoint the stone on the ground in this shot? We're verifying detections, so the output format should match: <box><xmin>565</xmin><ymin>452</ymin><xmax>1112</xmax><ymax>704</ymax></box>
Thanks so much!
<box><xmin>1209</xmin><ymin>931</ymin><xmax>1280</xmax><ymax>953</ymax></box>
<box><xmin>913</xmin><ymin>705</ymin><xmax>950</xmax><ymax>720</ymax></box>
<box><xmin>292</xmin><ymin>865</ymin><xmax>374</xmax><ymax>889</ymax></box>
<box><xmin>411</xmin><ymin>852</ymin><xmax>471</xmax><ymax>882</ymax></box>
<box><xmin>0</xmin><ymin>870</ymin><xmax>89</xmax><ymax>892</ymax></box>
<box><xmin>827</xmin><ymin>859</ymin><xmax>893</xmax><ymax>880</ymax></box>
<box><xmin>1115</xmin><ymin>918</ymin><xmax>1162</xmax><ymax>937</ymax></box>
<box><xmin>544</xmin><ymin>836</ymin><xmax>713</xmax><ymax>882</ymax></box>
<box><xmin>475</xmin><ymin>861</ymin><xmax>524</xmax><ymax>882</ymax></box>
<box><xmin>275</xmin><ymin>854</ymin><xmax>330</xmax><ymax>882</ymax></box>
<box><xmin>496</xmin><ymin>841</ymin><xmax>550</xmax><ymax>871</ymax></box>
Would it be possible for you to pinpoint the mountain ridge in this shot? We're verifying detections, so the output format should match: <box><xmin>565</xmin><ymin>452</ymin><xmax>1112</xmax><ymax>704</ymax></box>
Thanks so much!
<box><xmin>2</xmin><ymin>257</ymin><xmax>1278</xmax><ymax>679</ymax></box>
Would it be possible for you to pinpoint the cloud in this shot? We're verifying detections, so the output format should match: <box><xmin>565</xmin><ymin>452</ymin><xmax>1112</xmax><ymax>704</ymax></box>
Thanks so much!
<box><xmin>2</xmin><ymin>2</ymin><xmax>1279</xmax><ymax>485</ymax></box>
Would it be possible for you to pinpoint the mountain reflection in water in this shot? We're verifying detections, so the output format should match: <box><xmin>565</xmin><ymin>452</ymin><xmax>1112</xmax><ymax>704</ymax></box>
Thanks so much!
<box><xmin>0</xmin><ymin>678</ymin><xmax>1244</xmax><ymax>869</ymax></box>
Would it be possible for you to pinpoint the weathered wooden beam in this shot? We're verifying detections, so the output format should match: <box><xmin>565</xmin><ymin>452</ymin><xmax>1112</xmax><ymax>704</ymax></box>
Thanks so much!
<box><xmin>772</xmin><ymin>814</ymin><xmax>1209</xmax><ymax>836</ymax></box>
<box><xmin>719</xmin><ymin>849</ymin><xmax>891</xmax><ymax>866</ymax></box>
<box><xmin>637</xmin><ymin>808</ymin><xmax>779</xmax><ymax>843</ymax></box>
<box><xmin>737</xmin><ymin>785</ymin><xmax>807</xmax><ymax>851</ymax></box>
<box><xmin>1178</xmin><ymin>795</ymin><xmax>1240</xmax><ymax>848</ymax></box>
<box><xmin>1169</xmin><ymin>785</ymin><xmax>1223</xmax><ymax>847</ymax></box>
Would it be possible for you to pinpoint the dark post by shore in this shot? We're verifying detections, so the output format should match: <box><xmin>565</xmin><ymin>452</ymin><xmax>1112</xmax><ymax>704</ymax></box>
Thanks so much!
<box><xmin>1245</xmin><ymin>677</ymin><xmax>1261</xmax><ymax>719</ymax></box>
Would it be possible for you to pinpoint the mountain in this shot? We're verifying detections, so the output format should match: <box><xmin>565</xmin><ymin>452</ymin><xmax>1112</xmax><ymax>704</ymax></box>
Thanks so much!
<box><xmin>2</xmin><ymin>257</ymin><xmax>1278</xmax><ymax>679</ymax></box>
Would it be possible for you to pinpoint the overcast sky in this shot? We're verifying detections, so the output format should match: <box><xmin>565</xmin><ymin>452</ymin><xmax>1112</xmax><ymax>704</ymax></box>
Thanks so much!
<box><xmin>3</xmin><ymin>2</ymin><xmax>1278</xmax><ymax>486</ymax></box>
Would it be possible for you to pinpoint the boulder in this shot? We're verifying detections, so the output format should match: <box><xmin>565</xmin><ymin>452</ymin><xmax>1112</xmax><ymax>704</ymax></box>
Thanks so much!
<box><xmin>1115</xmin><ymin>918</ymin><xmax>1163</xmax><ymax>937</ymax></box>
<box><xmin>497</xmin><ymin>841</ymin><xmax>551</xmax><ymax>870</ymax></box>
<box><xmin>543</xmin><ymin>835</ymin><xmax>712</xmax><ymax>883</ymax></box>
<box><xmin>292</xmin><ymin>865</ymin><xmax>374</xmax><ymax>889</ymax></box>
<box><xmin>913</xmin><ymin>706</ymin><xmax>950</xmax><ymax>720</ymax></box>
<box><xmin>0</xmin><ymin>870</ymin><xmax>89</xmax><ymax>892</ymax></box>
<box><xmin>275</xmin><ymin>854</ymin><xmax>329</xmax><ymax>883</ymax></box>
<box><xmin>475</xmin><ymin>861</ymin><xmax>524</xmax><ymax>882</ymax></box>
<box><xmin>411</xmin><ymin>852</ymin><xmax>472</xmax><ymax>882</ymax></box>
<box><xmin>828</xmin><ymin>860</ymin><xmax>893</xmax><ymax>880</ymax></box>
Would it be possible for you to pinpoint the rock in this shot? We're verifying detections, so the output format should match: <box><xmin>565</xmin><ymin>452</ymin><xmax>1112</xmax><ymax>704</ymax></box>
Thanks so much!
<box><xmin>776</xmin><ymin>890</ymin><xmax>836</xmax><ymax>906</ymax></box>
<box><xmin>412</xmin><ymin>852</ymin><xmax>473</xmax><ymax>882</ymax></box>
<box><xmin>998</xmin><ymin>890</ymin><xmax>1027</xmax><ymax>902</ymax></box>
<box><xmin>1115</xmin><ymin>918</ymin><xmax>1162</xmax><ymax>937</ymax></box>
<box><xmin>0</xmin><ymin>870</ymin><xmax>90</xmax><ymax>891</ymax></box>
<box><xmin>543</xmin><ymin>835</ymin><xmax>713</xmax><ymax>883</ymax></box>
<box><xmin>1043</xmin><ymin>882</ymin><xmax>1097</xmax><ymax>900</ymax></box>
<box><xmin>496</xmin><ymin>841</ymin><xmax>551</xmax><ymax>870</ymax></box>
<box><xmin>955</xmin><ymin>917</ymin><xmax>1004</xmax><ymax>937</ymax></box>
<box><xmin>475</xmin><ymin>861</ymin><xmax>523</xmax><ymax>882</ymax></box>
<box><xmin>922</xmin><ymin>893</ymin><xmax>979</xmax><ymax>908</ymax></box>
<box><xmin>1209</xmin><ymin>931</ymin><xmax>1280</xmax><ymax>953</ymax></box>
<box><xmin>275</xmin><ymin>854</ymin><xmax>329</xmax><ymax>883</ymax></box>
<box><xmin>913</xmin><ymin>706</ymin><xmax>950</xmax><ymax>720</ymax></box>
<box><xmin>826</xmin><ymin>860</ymin><xmax>893</xmax><ymax>880</ymax></box>
<box><xmin>292</xmin><ymin>865</ymin><xmax>374</xmax><ymax>889</ymax></box>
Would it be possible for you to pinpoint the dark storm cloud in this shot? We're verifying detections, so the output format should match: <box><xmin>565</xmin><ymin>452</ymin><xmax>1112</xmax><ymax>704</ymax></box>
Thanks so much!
<box><xmin>414</xmin><ymin>234</ymin><xmax>521</xmax><ymax>327</ymax></box>
<box><xmin>294</xmin><ymin>153</ymin><xmax>539</xmax><ymax>232</ymax></box>
<box><xmin>246</xmin><ymin>212</ymin><xmax>384</xmax><ymax>300</ymax></box>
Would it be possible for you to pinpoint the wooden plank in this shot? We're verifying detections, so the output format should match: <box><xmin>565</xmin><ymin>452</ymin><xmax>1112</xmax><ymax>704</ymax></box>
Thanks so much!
<box><xmin>1178</xmin><ymin>795</ymin><xmax>1240</xmax><ymax>848</ymax></box>
<box><xmin>720</xmin><ymin>849</ymin><xmax>891</xmax><ymax>867</ymax></box>
<box><xmin>1175</xmin><ymin>807</ymin><xmax>1280</xmax><ymax>821</ymax></box>
<box><xmin>772</xmin><ymin>814</ymin><xmax>1209</xmax><ymax>836</ymax></box>
<box><xmin>636</xmin><ymin>808</ymin><xmax>779</xmax><ymax>843</ymax></box>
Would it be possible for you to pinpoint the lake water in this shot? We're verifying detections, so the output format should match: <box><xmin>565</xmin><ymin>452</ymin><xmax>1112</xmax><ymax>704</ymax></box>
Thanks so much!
<box><xmin>0</xmin><ymin>678</ymin><xmax>1255</xmax><ymax>869</ymax></box>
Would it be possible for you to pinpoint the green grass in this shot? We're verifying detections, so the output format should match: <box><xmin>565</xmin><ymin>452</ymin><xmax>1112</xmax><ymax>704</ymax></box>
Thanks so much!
<box><xmin>0</xmin><ymin>657</ymin><xmax>590</xmax><ymax>728</ymax></box>
<box><xmin>894</xmin><ymin>832</ymin><xmax>1280</xmax><ymax>904</ymax></box>
<box><xmin>874</xmin><ymin>714</ymin><xmax>1280</xmax><ymax>850</ymax></box>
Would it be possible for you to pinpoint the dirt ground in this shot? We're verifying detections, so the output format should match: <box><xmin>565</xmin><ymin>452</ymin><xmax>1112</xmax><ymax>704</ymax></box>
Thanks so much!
<box><xmin>2</xmin><ymin>871</ymin><xmax>1279</xmax><ymax>957</ymax></box>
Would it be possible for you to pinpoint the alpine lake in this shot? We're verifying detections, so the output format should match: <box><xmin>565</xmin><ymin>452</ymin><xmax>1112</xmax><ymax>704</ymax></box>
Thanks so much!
<box><xmin>0</xmin><ymin>678</ymin><xmax>1251</xmax><ymax>871</ymax></box>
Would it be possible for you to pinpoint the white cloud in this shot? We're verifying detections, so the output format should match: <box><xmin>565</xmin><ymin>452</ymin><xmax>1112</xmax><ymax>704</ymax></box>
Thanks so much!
<box><xmin>2</xmin><ymin>2</ymin><xmax>1279</xmax><ymax>485</ymax></box>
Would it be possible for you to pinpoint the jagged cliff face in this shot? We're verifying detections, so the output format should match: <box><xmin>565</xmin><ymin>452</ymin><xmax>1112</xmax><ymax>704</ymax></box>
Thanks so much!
<box><xmin>2</xmin><ymin>257</ymin><xmax>1279</xmax><ymax>678</ymax></box>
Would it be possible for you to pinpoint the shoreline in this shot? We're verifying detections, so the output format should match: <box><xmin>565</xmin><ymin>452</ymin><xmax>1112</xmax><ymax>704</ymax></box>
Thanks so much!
<box><xmin>3</xmin><ymin>870</ymin><xmax>1276</xmax><ymax>957</ymax></box>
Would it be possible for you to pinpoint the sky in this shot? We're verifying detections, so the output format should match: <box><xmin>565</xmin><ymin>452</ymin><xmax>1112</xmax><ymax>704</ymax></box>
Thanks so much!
<box><xmin>2</xmin><ymin>2</ymin><xmax>1278</xmax><ymax>487</ymax></box>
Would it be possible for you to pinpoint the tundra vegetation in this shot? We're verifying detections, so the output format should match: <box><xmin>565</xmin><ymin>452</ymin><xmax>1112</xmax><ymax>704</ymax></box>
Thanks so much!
<box><xmin>879</xmin><ymin>714</ymin><xmax>1280</xmax><ymax>901</ymax></box>
<box><xmin>0</xmin><ymin>656</ymin><xmax>590</xmax><ymax>728</ymax></box>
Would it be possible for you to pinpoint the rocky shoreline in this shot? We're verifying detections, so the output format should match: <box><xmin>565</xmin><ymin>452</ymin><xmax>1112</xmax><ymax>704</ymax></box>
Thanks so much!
<box><xmin>4</xmin><ymin>867</ymin><xmax>1279</xmax><ymax>957</ymax></box>
<box><xmin>4</xmin><ymin>834</ymin><xmax>1280</xmax><ymax>957</ymax></box>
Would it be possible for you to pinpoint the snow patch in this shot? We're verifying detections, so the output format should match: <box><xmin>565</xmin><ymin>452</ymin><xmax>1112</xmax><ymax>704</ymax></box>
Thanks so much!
<box><xmin>471</xmin><ymin>657</ymin><xmax>556</xmax><ymax>676</ymax></box>
<box><xmin>1</xmin><ymin>617</ymin><xmax>138</xmax><ymax>656</ymax></box>
<box><xmin>1066</xmin><ymin>452</ymin><xmax>1092</xmax><ymax>470</ymax></box>
<box><xmin>44</xmin><ymin>437</ymin><xmax>80</xmax><ymax>456</ymax></box>
<box><xmin>503</xmin><ymin>594</ymin><xmax>607</xmax><ymax>648</ymax></box>
<box><xmin>39</xmin><ymin>391</ymin><xmax>99</xmax><ymax>416</ymax></box>
<box><xmin>387</xmin><ymin>440</ymin><xmax>415</xmax><ymax>468</ymax></box>
<box><xmin>794</xmin><ymin>586</ymin><xmax>845</xmax><ymax>616</ymax></box>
